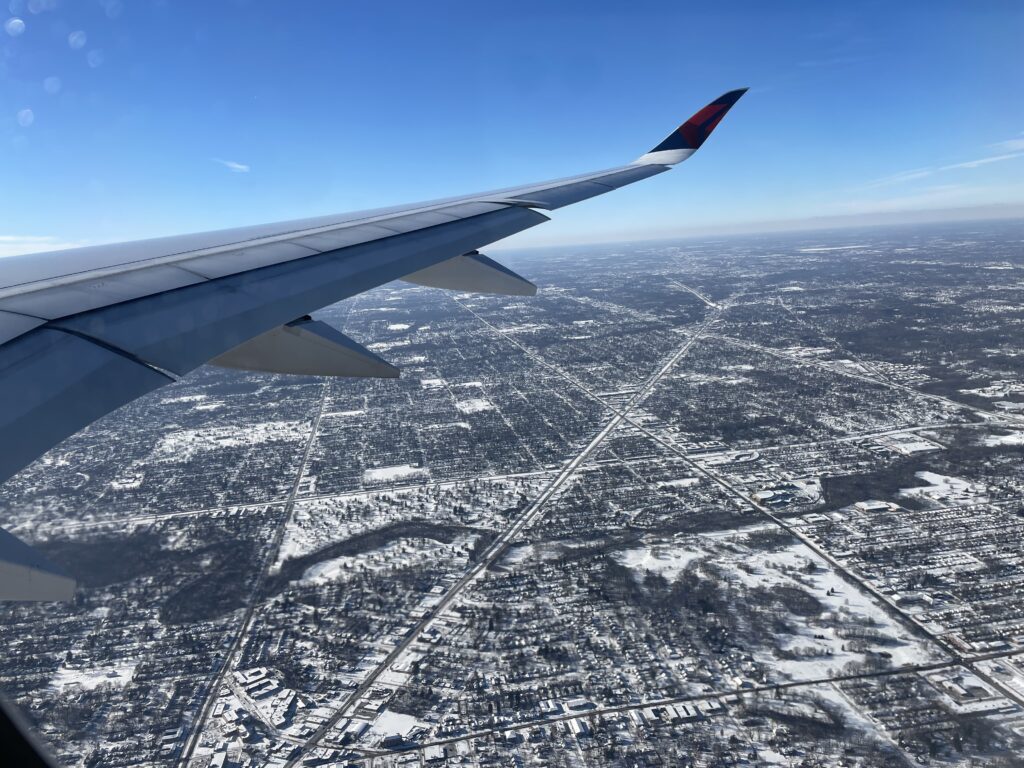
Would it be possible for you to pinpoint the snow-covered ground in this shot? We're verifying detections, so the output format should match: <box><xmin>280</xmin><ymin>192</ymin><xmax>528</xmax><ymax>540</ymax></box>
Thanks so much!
<box><xmin>420</xmin><ymin>421</ymin><xmax>471</xmax><ymax>432</ymax></box>
<box><xmin>456</xmin><ymin>398</ymin><xmax>494</xmax><ymax>414</ymax></box>
<box><xmin>161</xmin><ymin>393</ymin><xmax>207</xmax><ymax>404</ymax></box>
<box><xmin>275</xmin><ymin>476</ymin><xmax>545</xmax><ymax>570</ymax></box>
<box><xmin>671</xmin><ymin>372</ymin><xmax>750</xmax><ymax>386</ymax></box>
<box><xmin>300</xmin><ymin>537</ymin><xmax>464</xmax><ymax>585</ymax></box>
<box><xmin>501</xmin><ymin>541</ymin><xmax>567</xmax><ymax>568</ymax></box>
<box><xmin>367</xmin><ymin>709</ymin><xmax>429</xmax><ymax>742</ymax></box>
<box><xmin>151</xmin><ymin>420</ymin><xmax>307</xmax><ymax>461</ymax></box>
<box><xmin>658</xmin><ymin>477</ymin><xmax>700</xmax><ymax>489</ymax></box>
<box><xmin>900</xmin><ymin>471</ymin><xmax>987</xmax><ymax>505</ymax></box>
<box><xmin>730</xmin><ymin>542</ymin><xmax>937</xmax><ymax>675</ymax></box>
<box><xmin>325</xmin><ymin>408</ymin><xmax>366</xmax><ymax>418</ymax></box>
<box><xmin>960</xmin><ymin>379</ymin><xmax>1024</xmax><ymax>399</ymax></box>
<box><xmin>51</xmin><ymin>661</ymin><xmax>136</xmax><ymax>693</ymax></box>
<box><xmin>876</xmin><ymin>433</ymin><xmax>944</xmax><ymax>455</ymax></box>
<box><xmin>983</xmin><ymin>431</ymin><xmax>1024</xmax><ymax>446</ymax></box>
<box><xmin>617</xmin><ymin>528</ymin><xmax>939</xmax><ymax>680</ymax></box>
<box><xmin>363</xmin><ymin>464</ymin><xmax>428</xmax><ymax>483</ymax></box>
<box><xmin>366</xmin><ymin>339</ymin><xmax>410</xmax><ymax>352</ymax></box>
<box><xmin>798</xmin><ymin>245</ymin><xmax>868</xmax><ymax>252</ymax></box>
<box><xmin>616</xmin><ymin>545</ymin><xmax>703</xmax><ymax>581</ymax></box>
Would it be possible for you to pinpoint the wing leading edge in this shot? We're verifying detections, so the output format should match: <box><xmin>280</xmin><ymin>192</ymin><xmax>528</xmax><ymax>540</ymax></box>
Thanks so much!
<box><xmin>0</xmin><ymin>89</ymin><xmax>747</xmax><ymax>601</ymax></box>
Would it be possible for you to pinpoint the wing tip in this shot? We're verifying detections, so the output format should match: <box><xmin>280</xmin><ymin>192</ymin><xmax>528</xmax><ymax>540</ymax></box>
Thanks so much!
<box><xmin>634</xmin><ymin>87</ymin><xmax>748</xmax><ymax>166</ymax></box>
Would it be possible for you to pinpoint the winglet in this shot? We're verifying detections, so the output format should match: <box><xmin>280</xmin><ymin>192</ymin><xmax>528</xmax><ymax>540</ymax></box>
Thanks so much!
<box><xmin>634</xmin><ymin>88</ymin><xmax>748</xmax><ymax>166</ymax></box>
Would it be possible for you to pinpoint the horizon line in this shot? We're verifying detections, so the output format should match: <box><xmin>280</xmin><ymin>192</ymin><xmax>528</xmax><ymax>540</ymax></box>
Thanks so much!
<box><xmin>491</xmin><ymin>203</ymin><xmax>1024</xmax><ymax>252</ymax></box>
<box><xmin>2</xmin><ymin>203</ymin><xmax>1023</xmax><ymax>260</ymax></box>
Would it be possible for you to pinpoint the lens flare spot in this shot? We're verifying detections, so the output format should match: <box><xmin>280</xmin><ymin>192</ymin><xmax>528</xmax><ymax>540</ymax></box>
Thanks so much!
<box><xmin>3</xmin><ymin>16</ymin><xmax>24</xmax><ymax>36</ymax></box>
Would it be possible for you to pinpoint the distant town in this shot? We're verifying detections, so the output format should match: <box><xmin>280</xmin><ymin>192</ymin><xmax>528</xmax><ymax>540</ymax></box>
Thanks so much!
<box><xmin>3</xmin><ymin>219</ymin><xmax>1024</xmax><ymax>767</ymax></box>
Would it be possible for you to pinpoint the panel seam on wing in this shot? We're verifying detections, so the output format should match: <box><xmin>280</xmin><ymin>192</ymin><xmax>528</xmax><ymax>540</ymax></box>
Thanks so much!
<box><xmin>46</xmin><ymin>326</ymin><xmax>179</xmax><ymax>382</ymax></box>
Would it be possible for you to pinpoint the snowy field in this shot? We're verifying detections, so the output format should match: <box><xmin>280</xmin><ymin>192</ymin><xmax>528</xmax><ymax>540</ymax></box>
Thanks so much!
<box><xmin>900</xmin><ymin>471</ymin><xmax>987</xmax><ymax>505</ymax></box>
<box><xmin>455</xmin><ymin>398</ymin><xmax>494</xmax><ymax>414</ymax></box>
<box><xmin>617</xmin><ymin>527</ymin><xmax>941</xmax><ymax>680</ymax></box>
<box><xmin>363</xmin><ymin>464</ymin><xmax>428</xmax><ymax>483</ymax></box>
<box><xmin>984</xmin><ymin>430</ymin><xmax>1024</xmax><ymax>446</ymax></box>
<box><xmin>51</xmin><ymin>661</ymin><xmax>136</xmax><ymax>693</ymax></box>
<box><xmin>616</xmin><ymin>545</ymin><xmax>703</xmax><ymax>581</ymax></box>
<box><xmin>367</xmin><ymin>709</ymin><xmax>429</xmax><ymax>743</ymax></box>
<box><xmin>151</xmin><ymin>420</ymin><xmax>307</xmax><ymax>461</ymax></box>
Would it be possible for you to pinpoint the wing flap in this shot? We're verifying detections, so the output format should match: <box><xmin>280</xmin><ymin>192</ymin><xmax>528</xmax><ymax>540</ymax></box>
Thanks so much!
<box><xmin>211</xmin><ymin>318</ymin><xmax>398</xmax><ymax>378</ymax></box>
<box><xmin>403</xmin><ymin>251</ymin><xmax>536</xmax><ymax>296</ymax></box>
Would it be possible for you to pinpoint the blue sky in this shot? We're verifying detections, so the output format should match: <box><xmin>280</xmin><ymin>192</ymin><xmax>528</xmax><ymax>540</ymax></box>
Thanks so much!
<box><xmin>2</xmin><ymin>0</ymin><xmax>1023</xmax><ymax>254</ymax></box>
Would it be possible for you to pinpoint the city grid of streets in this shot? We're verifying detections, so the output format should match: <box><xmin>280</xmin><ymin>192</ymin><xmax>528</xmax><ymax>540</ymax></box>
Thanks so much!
<box><xmin>3</xmin><ymin>220</ymin><xmax>1024</xmax><ymax>767</ymax></box>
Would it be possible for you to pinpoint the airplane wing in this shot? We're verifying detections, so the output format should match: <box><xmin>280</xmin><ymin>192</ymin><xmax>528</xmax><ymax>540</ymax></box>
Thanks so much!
<box><xmin>0</xmin><ymin>88</ymin><xmax>747</xmax><ymax>601</ymax></box>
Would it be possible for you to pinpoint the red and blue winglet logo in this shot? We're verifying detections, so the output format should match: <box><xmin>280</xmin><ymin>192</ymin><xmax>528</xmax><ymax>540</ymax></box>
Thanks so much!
<box><xmin>652</xmin><ymin>88</ymin><xmax>748</xmax><ymax>152</ymax></box>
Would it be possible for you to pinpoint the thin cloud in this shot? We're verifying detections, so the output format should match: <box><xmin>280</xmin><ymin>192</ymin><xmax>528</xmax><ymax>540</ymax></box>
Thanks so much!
<box><xmin>860</xmin><ymin>147</ymin><xmax>1023</xmax><ymax>189</ymax></box>
<box><xmin>991</xmin><ymin>136</ymin><xmax>1024</xmax><ymax>153</ymax></box>
<box><xmin>831</xmin><ymin>182</ymin><xmax>974</xmax><ymax>214</ymax></box>
<box><xmin>860</xmin><ymin>168</ymin><xmax>934</xmax><ymax>189</ymax></box>
<box><xmin>940</xmin><ymin>152</ymin><xmax>1022</xmax><ymax>170</ymax></box>
<box><xmin>797</xmin><ymin>55</ymin><xmax>868</xmax><ymax>69</ymax></box>
<box><xmin>833</xmin><ymin>184</ymin><xmax>995</xmax><ymax>215</ymax></box>
<box><xmin>213</xmin><ymin>158</ymin><xmax>250</xmax><ymax>173</ymax></box>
